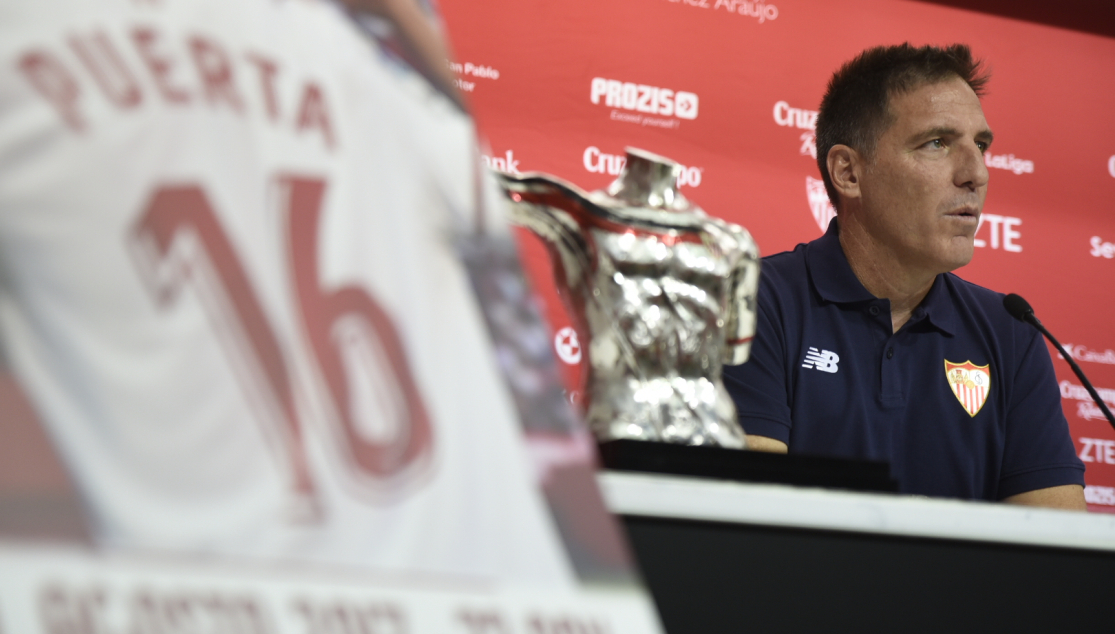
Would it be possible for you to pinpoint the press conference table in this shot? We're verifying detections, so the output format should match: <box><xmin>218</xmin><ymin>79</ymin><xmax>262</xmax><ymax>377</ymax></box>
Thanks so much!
<box><xmin>597</xmin><ymin>471</ymin><xmax>1115</xmax><ymax>633</ymax></box>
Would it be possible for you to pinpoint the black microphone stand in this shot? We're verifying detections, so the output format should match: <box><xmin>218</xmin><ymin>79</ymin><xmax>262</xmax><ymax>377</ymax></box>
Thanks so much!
<box><xmin>1005</xmin><ymin>294</ymin><xmax>1115</xmax><ymax>434</ymax></box>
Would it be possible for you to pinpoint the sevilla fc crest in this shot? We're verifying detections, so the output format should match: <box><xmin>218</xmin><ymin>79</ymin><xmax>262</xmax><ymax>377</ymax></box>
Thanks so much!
<box><xmin>806</xmin><ymin>176</ymin><xmax>837</xmax><ymax>233</ymax></box>
<box><xmin>944</xmin><ymin>360</ymin><xmax>991</xmax><ymax>417</ymax></box>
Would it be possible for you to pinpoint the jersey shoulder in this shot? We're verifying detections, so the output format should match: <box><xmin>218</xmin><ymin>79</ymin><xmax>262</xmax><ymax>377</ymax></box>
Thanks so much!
<box><xmin>940</xmin><ymin>273</ymin><xmax>1046</xmax><ymax>360</ymax></box>
<box><xmin>757</xmin><ymin>242</ymin><xmax>810</xmax><ymax>289</ymax></box>
<box><xmin>941</xmin><ymin>273</ymin><xmax>1015</xmax><ymax>325</ymax></box>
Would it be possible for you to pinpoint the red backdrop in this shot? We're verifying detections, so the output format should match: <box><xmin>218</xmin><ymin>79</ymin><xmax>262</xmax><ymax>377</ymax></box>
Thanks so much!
<box><xmin>439</xmin><ymin>0</ymin><xmax>1115</xmax><ymax>511</ymax></box>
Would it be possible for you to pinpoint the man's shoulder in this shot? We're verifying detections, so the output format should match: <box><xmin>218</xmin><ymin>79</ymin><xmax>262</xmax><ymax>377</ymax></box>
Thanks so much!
<box><xmin>759</xmin><ymin>242</ymin><xmax>811</xmax><ymax>287</ymax></box>
<box><xmin>941</xmin><ymin>272</ymin><xmax>1011</xmax><ymax>319</ymax></box>
<box><xmin>939</xmin><ymin>273</ymin><xmax>1041</xmax><ymax>350</ymax></box>
<box><xmin>751</xmin><ymin>242</ymin><xmax>818</xmax><ymax>331</ymax></box>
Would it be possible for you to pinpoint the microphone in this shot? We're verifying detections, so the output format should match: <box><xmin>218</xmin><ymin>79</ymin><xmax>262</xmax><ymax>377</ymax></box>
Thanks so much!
<box><xmin>1003</xmin><ymin>293</ymin><xmax>1115</xmax><ymax>432</ymax></box>
<box><xmin>1003</xmin><ymin>293</ymin><xmax>1038</xmax><ymax>325</ymax></box>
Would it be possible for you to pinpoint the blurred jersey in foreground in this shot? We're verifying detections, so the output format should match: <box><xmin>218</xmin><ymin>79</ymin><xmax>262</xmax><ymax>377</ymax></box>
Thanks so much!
<box><xmin>0</xmin><ymin>0</ymin><xmax>633</xmax><ymax>592</ymax></box>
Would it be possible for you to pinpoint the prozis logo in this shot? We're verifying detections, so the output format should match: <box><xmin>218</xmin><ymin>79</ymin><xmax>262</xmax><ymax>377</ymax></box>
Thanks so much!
<box><xmin>590</xmin><ymin>77</ymin><xmax>699</xmax><ymax>120</ymax></box>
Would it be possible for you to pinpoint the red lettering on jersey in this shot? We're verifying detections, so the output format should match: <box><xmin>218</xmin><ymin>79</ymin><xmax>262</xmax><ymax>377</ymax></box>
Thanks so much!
<box><xmin>132</xmin><ymin>27</ymin><xmax>190</xmax><ymax>104</ymax></box>
<box><xmin>295</xmin><ymin>82</ymin><xmax>335</xmax><ymax>150</ymax></box>
<box><xmin>189</xmin><ymin>36</ymin><xmax>243</xmax><ymax>113</ymax></box>
<box><xmin>245</xmin><ymin>53</ymin><xmax>280</xmax><ymax>122</ymax></box>
<box><xmin>132</xmin><ymin>177</ymin><xmax>437</xmax><ymax>504</ymax></box>
<box><xmin>285</xmin><ymin>177</ymin><xmax>433</xmax><ymax>478</ymax></box>
<box><xmin>18</xmin><ymin>50</ymin><xmax>85</xmax><ymax>132</ymax></box>
<box><xmin>69</xmin><ymin>31</ymin><xmax>142</xmax><ymax>110</ymax></box>
<box><xmin>133</xmin><ymin>186</ymin><xmax>318</xmax><ymax>510</ymax></box>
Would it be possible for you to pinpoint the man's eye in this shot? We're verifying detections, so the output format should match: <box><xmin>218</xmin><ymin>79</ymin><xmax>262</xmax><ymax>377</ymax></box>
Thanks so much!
<box><xmin>926</xmin><ymin>139</ymin><xmax>944</xmax><ymax>149</ymax></box>
<box><xmin>976</xmin><ymin>141</ymin><xmax>989</xmax><ymax>152</ymax></box>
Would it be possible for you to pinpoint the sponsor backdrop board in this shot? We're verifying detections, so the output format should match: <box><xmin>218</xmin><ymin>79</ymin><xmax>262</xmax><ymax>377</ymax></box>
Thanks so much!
<box><xmin>437</xmin><ymin>0</ymin><xmax>1115</xmax><ymax>512</ymax></box>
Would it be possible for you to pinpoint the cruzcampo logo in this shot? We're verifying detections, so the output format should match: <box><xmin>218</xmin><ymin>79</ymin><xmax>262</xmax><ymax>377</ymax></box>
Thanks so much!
<box><xmin>945</xmin><ymin>360</ymin><xmax>991</xmax><ymax>417</ymax></box>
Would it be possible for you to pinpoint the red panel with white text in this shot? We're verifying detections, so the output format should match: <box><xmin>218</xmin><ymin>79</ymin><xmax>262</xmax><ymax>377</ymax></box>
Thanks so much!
<box><xmin>439</xmin><ymin>0</ymin><xmax>1115</xmax><ymax>511</ymax></box>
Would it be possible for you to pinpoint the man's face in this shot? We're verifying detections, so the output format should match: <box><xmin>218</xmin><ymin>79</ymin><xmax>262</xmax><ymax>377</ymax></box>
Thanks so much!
<box><xmin>857</xmin><ymin>76</ymin><xmax>993</xmax><ymax>276</ymax></box>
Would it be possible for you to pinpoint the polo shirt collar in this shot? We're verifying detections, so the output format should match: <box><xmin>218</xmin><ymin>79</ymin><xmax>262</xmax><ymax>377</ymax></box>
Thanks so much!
<box><xmin>805</xmin><ymin>218</ymin><xmax>957</xmax><ymax>336</ymax></box>
<box><xmin>915</xmin><ymin>272</ymin><xmax>958</xmax><ymax>336</ymax></box>
<box><xmin>805</xmin><ymin>218</ymin><xmax>875</xmax><ymax>304</ymax></box>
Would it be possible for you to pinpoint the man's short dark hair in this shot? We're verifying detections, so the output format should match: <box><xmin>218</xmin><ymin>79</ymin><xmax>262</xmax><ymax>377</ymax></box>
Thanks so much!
<box><xmin>815</xmin><ymin>43</ymin><xmax>990</xmax><ymax>210</ymax></box>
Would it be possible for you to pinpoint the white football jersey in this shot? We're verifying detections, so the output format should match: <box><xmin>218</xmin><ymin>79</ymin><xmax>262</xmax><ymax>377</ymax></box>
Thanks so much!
<box><xmin>0</xmin><ymin>0</ymin><xmax>574</xmax><ymax>587</ymax></box>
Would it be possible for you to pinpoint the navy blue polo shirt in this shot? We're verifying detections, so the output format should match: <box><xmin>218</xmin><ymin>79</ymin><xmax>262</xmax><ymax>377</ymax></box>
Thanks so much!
<box><xmin>724</xmin><ymin>220</ymin><xmax>1084</xmax><ymax>500</ymax></box>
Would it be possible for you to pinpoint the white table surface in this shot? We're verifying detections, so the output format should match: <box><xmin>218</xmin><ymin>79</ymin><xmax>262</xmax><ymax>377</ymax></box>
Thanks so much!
<box><xmin>598</xmin><ymin>470</ymin><xmax>1115</xmax><ymax>552</ymax></box>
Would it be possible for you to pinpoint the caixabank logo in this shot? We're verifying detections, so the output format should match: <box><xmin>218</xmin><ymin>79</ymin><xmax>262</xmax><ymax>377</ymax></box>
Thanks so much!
<box><xmin>590</xmin><ymin>77</ymin><xmax>698</xmax><ymax>129</ymax></box>
<box><xmin>482</xmin><ymin>149</ymin><xmax>521</xmax><ymax>174</ymax></box>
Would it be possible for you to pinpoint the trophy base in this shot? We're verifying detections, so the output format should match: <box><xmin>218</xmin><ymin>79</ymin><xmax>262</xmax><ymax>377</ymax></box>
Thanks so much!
<box><xmin>596</xmin><ymin>439</ymin><xmax>898</xmax><ymax>494</ymax></box>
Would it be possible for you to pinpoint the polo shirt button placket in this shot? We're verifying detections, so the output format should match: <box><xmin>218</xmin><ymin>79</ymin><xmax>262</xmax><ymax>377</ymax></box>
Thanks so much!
<box><xmin>880</xmin><ymin>340</ymin><xmax>903</xmax><ymax>404</ymax></box>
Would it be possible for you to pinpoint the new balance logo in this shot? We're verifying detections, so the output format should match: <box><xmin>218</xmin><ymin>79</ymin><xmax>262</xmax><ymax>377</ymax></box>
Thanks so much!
<box><xmin>802</xmin><ymin>347</ymin><xmax>839</xmax><ymax>373</ymax></box>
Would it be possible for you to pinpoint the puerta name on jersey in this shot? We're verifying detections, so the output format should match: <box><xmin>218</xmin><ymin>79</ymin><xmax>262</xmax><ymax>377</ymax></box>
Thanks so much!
<box><xmin>16</xmin><ymin>26</ymin><xmax>336</xmax><ymax>149</ymax></box>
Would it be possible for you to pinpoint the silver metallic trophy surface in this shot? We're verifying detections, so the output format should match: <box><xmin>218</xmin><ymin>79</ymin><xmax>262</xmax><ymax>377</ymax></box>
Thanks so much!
<box><xmin>498</xmin><ymin>148</ymin><xmax>760</xmax><ymax>448</ymax></box>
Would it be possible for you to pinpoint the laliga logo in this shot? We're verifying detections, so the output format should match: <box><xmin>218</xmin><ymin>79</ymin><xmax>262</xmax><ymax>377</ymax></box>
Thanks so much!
<box><xmin>590</xmin><ymin>77</ymin><xmax>699</xmax><ymax>120</ymax></box>
<box><xmin>984</xmin><ymin>152</ymin><xmax>1034</xmax><ymax>175</ymax></box>
<box><xmin>583</xmin><ymin>147</ymin><xmax>703</xmax><ymax>187</ymax></box>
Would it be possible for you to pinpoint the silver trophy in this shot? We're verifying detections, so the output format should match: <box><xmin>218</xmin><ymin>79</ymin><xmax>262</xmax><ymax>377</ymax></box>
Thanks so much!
<box><xmin>498</xmin><ymin>148</ymin><xmax>760</xmax><ymax>448</ymax></box>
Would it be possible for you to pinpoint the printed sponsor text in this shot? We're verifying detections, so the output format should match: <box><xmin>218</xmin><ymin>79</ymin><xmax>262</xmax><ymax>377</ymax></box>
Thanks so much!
<box><xmin>583</xmin><ymin>146</ymin><xmax>702</xmax><ymax>187</ymax></box>
<box><xmin>591</xmin><ymin>77</ymin><xmax>698</xmax><ymax>120</ymax></box>
<box><xmin>984</xmin><ymin>152</ymin><xmax>1033</xmax><ymax>175</ymax></box>
<box><xmin>973</xmin><ymin>213</ymin><xmax>1021</xmax><ymax>252</ymax></box>
<box><xmin>666</xmin><ymin>0</ymin><xmax>780</xmax><ymax>24</ymax></box>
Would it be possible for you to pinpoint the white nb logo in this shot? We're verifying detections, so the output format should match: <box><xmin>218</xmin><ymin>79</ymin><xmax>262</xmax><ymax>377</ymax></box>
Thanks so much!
<box><xmin>802</xmin><ymin>347</ymin><xmax>839</xmax><ymax>373</ymax></box>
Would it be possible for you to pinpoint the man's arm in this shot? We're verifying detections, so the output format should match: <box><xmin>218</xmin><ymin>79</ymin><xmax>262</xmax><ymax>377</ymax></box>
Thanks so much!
<box><xmin>748</xmin><ymin>435</ymin><xmax>1087</xmax><ymax>511</ymax></box>
<box><xmin>746</xmin><ymin>434</ymin><xmax>788</xmax><ymax>453</ymax></box>
<box><xmin>724</xmin><ymin>265</ymin><xmax>797</xmax><ymax>452</ymax></box>
<box><xmin>997</xmin><ymin>325</ymin><xmax>1087</xmax><ymax>510</ymax></box>
<box><xmin>1003</xmin><ymin>484</ymin><xmax>1087</xmax><ymax>511</ymax></box>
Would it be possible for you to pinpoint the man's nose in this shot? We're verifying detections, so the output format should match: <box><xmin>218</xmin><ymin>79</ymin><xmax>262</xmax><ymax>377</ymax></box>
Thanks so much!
<box><xmin>956</xmin><ymin>141</ymin><xmax>990</xmax><ymax>190</ymax></box>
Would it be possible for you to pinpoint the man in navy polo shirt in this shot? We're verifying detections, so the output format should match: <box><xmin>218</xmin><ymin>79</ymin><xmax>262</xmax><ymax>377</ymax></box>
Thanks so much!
<box><xmin>724</xmin><ymin>44</ymin><xmax>1086</xmax><ymax>509</ymax></box>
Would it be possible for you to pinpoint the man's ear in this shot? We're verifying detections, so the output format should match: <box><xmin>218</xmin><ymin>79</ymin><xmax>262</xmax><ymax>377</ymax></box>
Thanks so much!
<box><xmin>827</xmin><ymin>144</ymin><xmax>862</xmax><ymax>203</ymax></box>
